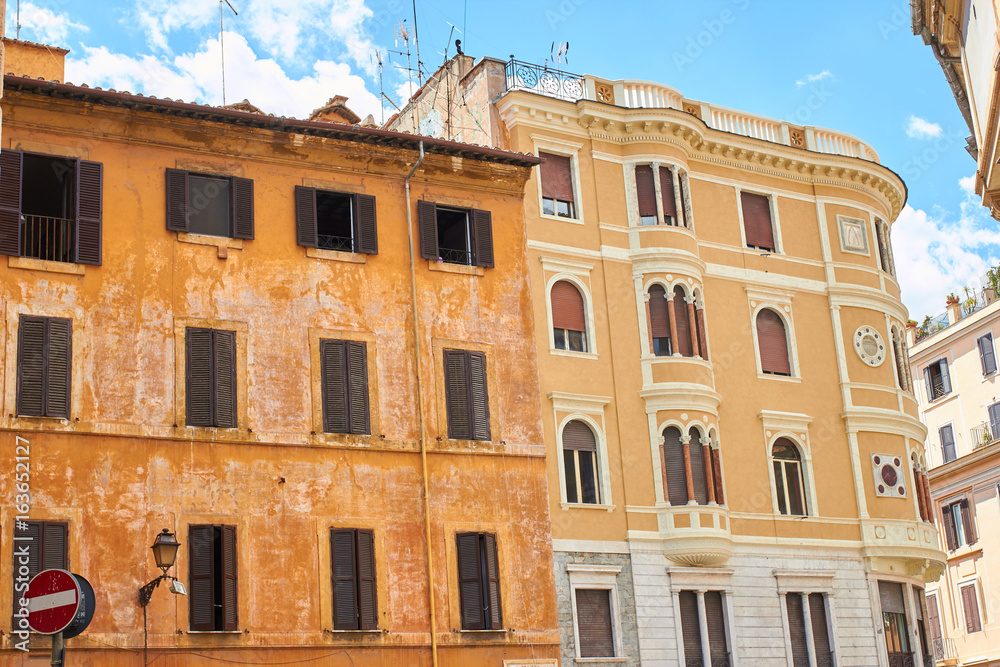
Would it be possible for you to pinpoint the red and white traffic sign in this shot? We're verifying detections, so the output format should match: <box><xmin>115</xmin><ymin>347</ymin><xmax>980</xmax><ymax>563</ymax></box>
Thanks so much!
<box><xmin>26</xmin><ymin>569</ymin><xmax>81</xmax><ymax>635</ymax></box>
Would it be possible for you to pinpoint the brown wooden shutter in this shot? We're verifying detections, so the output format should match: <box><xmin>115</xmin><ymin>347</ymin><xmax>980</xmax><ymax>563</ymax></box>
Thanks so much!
<box><xmin>16</xmin><ymin>316</ymin><xmax>46</xmax><ymax>417</ymax></box>
<box><xmin>663</xmin><ymin>427</ymin><xmax>688</xmax><ymax>506</ymax></box>
<box><xmin>705</xmin><ymin>591</ymin><xmax>728</xmax><ymax>663</ymax></box>
<box><xmin>741</xmin><ymin>191</ymin><xmax>774</xmax><ymax>250</ymax></box>
<box><xmin>472</xmin><ymin>209</ymin><xmax>494</xmax><ymax>268</ymax></box>
<box><xmin>688</xmin><ymin>430</ymin><xmax>708</xmax><ymax>505</ymax></box>
<box><xmin>189</xmin><ymin>525</ymin><xmax>215</xmax><ymax>631</ymax></box>
<box><xmin>961</xmin><ymin>584</ymin><xmax>982</xmax><ymax>633</ymax></box>
<box><xmin>809</xmin><ymin>593</ymin><xmax>832</xmax><ymax>657</ymax></box>
<box><xmin>417</xmin><ymin>200</ymin><xmax>438</xmax><ymax>260</ymax></box>
<box><xmin>214</xmin><ymin>330</ymin><xmax>237</xmax><ymax>428</ymax></box>
<box><xmin>576</xmin><ymin>589</ymin><xmax>614</xmax><ymax>657</ymax></box>
<box><xmin>469</xmin><ymin>352</ymin><xmax>491</xmax><ymax>441</ymax></box>
<box><xmin>44</xmin><ymin>318</ymin><xmax>72</xmax><ymax>420</ymax></box>
<box><xmin>356</xmin><ymin>529</ymin><xmax>377</xmax><ymax>630</ymax></box>
<box><xmin>786</xmin><ymin>595</ymin><xmax>809</xmax><ymax>665</ymax></box>
<box><xmin>186</xmin><ymin>328</ymin><xmax>214</xmax><ymax>427</ymax></box>
<box><xmin>551</xmin><ymin>281</ymin><xmax>586</xmax><ymax>332</ymax></box>
<box><xmin>659</xmin><ymin>166</ymin><xmax>677</xmax><ymax>221</ymax></box>
<box><xmin>355</xmin><ymin>194</ymin><xmax>378</xmax><ymax>255</ymax></box>
<box><xmin>331</xmin><ymin>529</ymin><xmax>358</xmax><ymax>630</ymax></box>
<box><xmin>711</xmin><ymin>448</ymin><xmax>725</xmax><ymax>505</ymax></box>
<box><xmin>445</xmin><ymin>350</ymin><xmax>470</xmax><ymax>439</ymax></box>
<box><xmin>927</xmin><ymin>594</ymin><xmax>942</xmax><ymax>641</ymax></box>
<box><xmin>679</xmin><ymin>591</ymin><xmax>703</xmax><ymax>664</ymax></box>
<box><xmin>649</xmin><ymin>285</ymin><xmax>670</xmax><ymax>338</ymax></box>
<box><xmin>165</xmin><ymin>168</ymin><xmax>189</xmax><ymax>232</ymax></box>
<box><xmin>0</xmin><ymin>149</ymin><xmax>23</xmax><ymax>256</ymax></box>
<box><xmin>294</xmin><ymin>186</ymin><xmax>317</xmax><ymax>248</ymax></box>
<box><xmin>232</xmin><ymin>177</ymin><xmax>254</xmax><ymax>239</ymax></box>
<box><xmin>879</xmin><ymin>581</ymin><xmax>905</xmax><ymax>614</ymax></box>
<box><xmin>221</xmin><ymin>525</ymin><xmax>238</xmax><ymax>631</ymax></box>
<box><xmin>563</xmin><ymin>420</ymin><xmax>597</xmax><ymax>451</ymax></box>
<box><xmin>321</xmin><ymin>340</ymin><xmax>348</xmax><ymax>433</ymax></box>
<box><xmin>960</xmin><ymin>499</ymin><xmax>977</xmax><ymax>545</ymax></box>
<box><xmin>635</xmin><ymin>165</ymin><xmax>657</xmax><ymax>218</ymax></box>
<box><xmin>75</xmin><ymin>160</ymin><xmax>103</xmax><ymax>265</ymax></box>
<box><xmin>484</xmin><ymin>533</ymin><xmax>501</xmax><ymax>629</ymax></box>
<box><xmin>673</xmin><ymin>287</ymin><xmax>693</xmax><ymax>357</ymax></box>
<box><xmin>346</xmin><ymin>341</ymin><xmax>370</xmax><ymax>435</ymax></box>
<box><xmin>539</xmin><ymin>152</ymin><xmax>574</xmax><ymax>201</ymax></box>
<box><xmin>757</xmin><ymin>309</ymin><xmax>791</xmax><ymax>375</ymax></box>
<box><xmin>457</xmin><ymin>532</ymin><xmax>485</xmax><ymax>630</ymax></box>
<box><xmin>942</xmin><ymin>505</ymin><xmax>958</xmax><ymax>550</ymax></box>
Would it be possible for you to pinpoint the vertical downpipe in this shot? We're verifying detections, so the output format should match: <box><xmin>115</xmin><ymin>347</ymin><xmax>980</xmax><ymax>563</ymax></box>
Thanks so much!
<box><xmin>404</xmin><ymin>141</ymin><xmax>438</xmax><ymax>666</ymax></box>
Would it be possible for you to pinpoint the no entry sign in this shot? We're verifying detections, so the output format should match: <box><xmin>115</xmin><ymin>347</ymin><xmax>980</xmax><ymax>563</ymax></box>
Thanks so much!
<box><xmin>26</xmin><ymin>569</ymin><xmax>80</xmax><ymax>635</ymax></box>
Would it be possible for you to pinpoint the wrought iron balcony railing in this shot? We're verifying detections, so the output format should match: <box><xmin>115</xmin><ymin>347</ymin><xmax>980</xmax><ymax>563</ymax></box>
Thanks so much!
<box><xmin>504</xmin><ymin>59</ymin><xmax>585</xmax><ymax>102</ymax></box>
<box><xmin>21</xmin><ymin>214</ymin><xmax>75</xmax><ymax>263</ymax></box>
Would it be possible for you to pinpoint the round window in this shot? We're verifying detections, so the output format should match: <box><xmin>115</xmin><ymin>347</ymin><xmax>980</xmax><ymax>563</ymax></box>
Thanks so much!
<box><xmin>853</xmin><ymin>326</ymin><xmax>886</xmax><ymax>367</ymax></box>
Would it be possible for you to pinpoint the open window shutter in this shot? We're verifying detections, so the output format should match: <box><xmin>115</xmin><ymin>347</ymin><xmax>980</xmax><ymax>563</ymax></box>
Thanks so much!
<box><xmin>757</xmin><ymin>309</ymin><xmax>791</xmax><ymax>374</ymax></box>
<box><xmin>457</xmin><ymin>533</ymin><xmax>485</xmax><ymax>630</ymax></box>
<box><xmin>809</xmin><ymin>594</ymin><xmax>832</xmax><ymax>656</ymax></box>
<box><xmin>539</xmin><ymin>152</ymin><xmax>574</xmax><ymax>202</ymax></box>
<box><xmin>484</xmin><ymin>533</ymin><xmax>501</xmax><ymax>629</ymax></box>
<box><xmin>0</xmin><ymin>149</ymin><xmax>23</xmax><ymax>256</ymax></box>
<box><xmin>75</xmin><ymin>160</ymin><xmax>103</xmax><ymax>265</ymax></box>
<box><xmin>44</xmin><ymin>318</ymin><xmax>72</xmax><ymax>420</ymax></box>
<box><xmin>186</xmin><ymin>329</ymin><xmax>214</xmax><ymax>427</ymax></box>
<box><xmin>165</xmin><ymin>169</ymin><xmax>189</xmax><ymax>232</ymax></box>
<box><xmin>659</xmin><ymin>166</ymin><xmax>677</xmax><ymax>221</ymax></box>
<box><xmin>741</xmin><ymin>191</ymin><xmax>774</xmax><ymax>250</ymax></box>
<box><xmin>417</xmin><ymin>200</ymin><xmax>438</xmax><ymax>260</ymax></box>
<box><xmin>989</xmin><ymin>402</ymin><xmax>1000</xmax><ymax>441</ymax></box>
<box><xmin>189</xmin><ymin>525</ymin><xmax>215</xmax><ymax>631</ymax></box>
<box><xmin>663</xmin><ymin>427</ymin><xmax>688</xmax><ymax>506</ymax></box>
<box><xmin>41</xmin><ymin>522</ymin><xmax>68</xmax><ymax>570</ymax></box>
<box><xmin>679</xmin><ymin>591</ymin><xmax>703</xmax><ymax>664</ymax></box>
<box><xmin>16</xmin><ymin>316</ymin><xmax>46</xmax><ymax>417</ymax></box>
<box><xmin>213</xmin><ymin>330</ymin><xmax>237</xmax><ymax>428</ymax></box>
<box><xmin>786</xmin><ymin>595</ymin><xmax>809</xmax><ymax>665</ymax></box>
<box><xmin>576</xmin><ymin>589</ymin><xmax>614</xmax><ymax>657</ymax></box>
<box><xmin>940</xmin><ymin>360</ymin><xmax>952</xmax><ymax>394</ymax></box>
<box><xmin>469</xmin><ymin>352</ymin><xmax>491</xmax><ymax>441</ymax></box>
<box><xmin>563</xmin><ymin>421</ymin><xmax>597</xmax><ymax>452</ymax></box>
<box><xmin>294</xmin><ymin>186</ymin><xmax>317</xmax><ymax>248</ymax></box>
<box><xmin>960</xmin><ymin>499</ymin><xmax>977</xmax><ymax>544</ymax></box>
<box><xmin>635</xmin><ymin>165</ymin><xmax>657</xmax><ymax>218</ymax></box>
<box><xmin>673</xmin><ymin>287</ymin><xmax>693</xmax><ymax>357</ymax></box>
<box><xmin>705</xmin><ymin>591</ymin><xmax>728</xmax><ymax>663</ymax></box>
<box><xmin>356</xmin><ymin>530</ymin><xmax>377</xmax><ymax>630</ymax></box>
<box><xmin>321</xmin><ymin>340</ymin><xmax>349</xmax><ymax>434</ymax></box>
<box><xmin>331</xmin><ymin>529</ymin><xmax>358</xmax><ymax>630</ymax></box>
<box><xmin>551</xmin><ymin>281</ymin><xmax>586</xmax><ymax>333</ymax></box>
<box><xmin>445</xmin><ymin>351</ymin><xmax>470</xmax><ymax>439</ymax></box>
<box><xmin>927</xmin><ymin>594</ymin><xmax>942</xmax><ymax>641</ymax></box>
<box><xmin>984</xmin><ymin>335</ymin><xmax>998</xmax><ymax>374</ymax></box>
<box><xmin>711</xmin><ymin>448</ymin><xmax>725</xmax><ymax>505</ymax></box>
<box><xmin>221</xmin><ymin>525</ymin><xmax>238</xmax><ymax>631</ymax></box>
<box><xmin>355</xmin><ymin>194</ymin><xmax>378</xmax><ymax>255</ymax></box>
<box><xmin>232</xmin><ymin>177</ymin><xmax>254</xmax><ymax>239</ymax></box>
<box><xmin>942</xmin><ymin>506</ymin><xmax>958</xmax><ymax>550</ymax></box>
<box><xmin>924</xmin><ymin>367</ymin><xmax>933</xmax><ymax>401</ymax></box>
<box><xmin>346</xmin><ymin>341</ymin><xmax>370</xmax><ymax>435</ymax></box>
<box><xmin>472</xmin><ymin>209</ymin><xmax>494</xmax><ymax>268</ymax></box>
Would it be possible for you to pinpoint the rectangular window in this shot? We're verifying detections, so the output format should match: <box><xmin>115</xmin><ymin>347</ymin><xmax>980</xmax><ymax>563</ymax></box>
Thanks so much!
<box><xmin>539</xmin><ymin>151</ymin><xmax>576</xmax><ymax>219</ymax></box>
<box><xmin>879</xmin><ymin>581</ymin><xmax>911</xmax><ymax>660</ymax></box>
<box><xmin>575</xmin><ymin>589</ymin><xmax>614</xmax><ymax>657</ymax></box>
<box><xmin>989</xmin><ymin>402</ymin><xmax>1000</xmax><ymax>444</ymax></box>
<box><xmin>741</xmin><ymin>191</ymin><xmax>775</xmax><ymax>251</ymax></box>
<box><xmin>456</xmin><ymin>532</ymin><xmax>501</xmax><ymax>630</ymax></box>
<box><xmin>320</xmin><ymin>339</ymin><xmax>370</xmax><ymax>435</ymax></box>
<box><xmin>635</xmin><ymin>165</ymin><xmax>658</xmax><ymax>225</ymax></box>
<box><xmin>939</xmin><ymin>424</ymin><xmax>957</xmax><ymax>463</ymax></box>
<box><xmin>924</xmin><ymin>359</ymin><xmax>952</xmax><ymax>401</ymax></box>
<box><xmin>960</xmin><ymin>584</ymin><xmax>982</xmax><ymax>633</ymax></box>
<box><xmin>679</xmin><ymin>590</ymin><xmax>729</xmax><ymax>665</ymax></box>
<box><xmin>785</xmin><ymin>593</ymin><xmax>833</xmax><ymax>666</ymax></box>
<box><xmin>166</xmin><ymin>169</ymin><xmax>254</xmax><ymax>240</ymax></box>
<box><xmin>443</xmin><ymin>349</ymin><xmax>490</xmax><ymax>441</ymax></box>
<box><xmin>564</xmin><ymin>449</ymin><xmax>600</xmax><ymax>504</ymax></box>
<box><xmin>185</xmin><ymin>328</ymin><xmax>237</xmax><ymax>428</ymax></box>
<box><xmin>17</xmin><ymin>315</ymin><xmax>72</xmax><ymax>419</ymax></box>
<box><xmin>978</xmin><ymin>333</ymin><xmax>997</xmax><ymax>375</ymax></box>
<box><xmin>941</xmin><ymin>499</ymin><xmax>976</xmax><ymax>550</ymax></box>
<box><xmin>10</xmin><ymin>521</ymin><xmax>67</xmax><ymax>624</ymax></box>
<box><xmin>660</xmin><ymin>166</ymin><xmax>679</xmax><ymax>226</ymax></box>
<box><xmin>330</xmin><ymin>528</ymin><xmax>377</xmax><ymax>630</ymax></box>
<box><xmin>294</xmin><ymin>186</ymin><xmax>377</xmax><ymax>254</ymax></box>
<box><xmin>189</xmin><ymin>524</ymin><xmax>238</xmax><ymax>631</ymax></box>
<box><xmin>0</xmin><ymin>149</ymin><xmax>103</xmax><ymax>265</ymax></box>
<box><xmin>417</xmin><ymin>200</ymin><xmax>493</xmax><ymax>267</ymax></box>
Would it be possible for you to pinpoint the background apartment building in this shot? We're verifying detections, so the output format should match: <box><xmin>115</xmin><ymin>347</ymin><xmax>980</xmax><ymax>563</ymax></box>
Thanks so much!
<box><xmin>0</xmin><ymin>41</ymin><xmax>560</xmax><ymax>665</ymax></box>
<box><xmin>391</xmin><ymin>55</ymin><xmax>945</xmax><ymax>666</ymax></box>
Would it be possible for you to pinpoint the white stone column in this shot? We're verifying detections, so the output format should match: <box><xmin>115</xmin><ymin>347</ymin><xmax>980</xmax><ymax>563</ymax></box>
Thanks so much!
<box><xmin>696</xmin><ymin>590</ymin><xmax>710</xmax><ymax>667</ymax></box>
<box><xmin>802</xmin><ymin>593</ymin><xmax>818</xmax><ymax>667</ymax></box>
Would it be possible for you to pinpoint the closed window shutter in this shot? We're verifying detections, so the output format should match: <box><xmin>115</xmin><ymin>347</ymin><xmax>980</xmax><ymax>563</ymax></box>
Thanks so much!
<box><xmin>0</xmin><ymin>149</ymin><xmax>23</xmax><ymax>256</ymax></box>
<box><xmin>940</xmin><ymin>425</ymin><xmax>956</xmax><ymax>462</ymax></box>
<box><xmin>705</xmin><ymin>591</ymin><xmax>728</xmax><ymax>663</ymax></box>
<box><xmin>186</xmin><ymin>328</ymin><xmax>214</xmax><ymax>427</ymax></box>
<box><xmin>809</xmin><ymin>594</ymin><xmax>832</xmax><ymax>658</ymax></box>
<box><xmin>688</xmin><ymin>431</ymin><xmax>708</xmax><ymax>505</ymax></box>
<box><xmin>294</xmin><ymin>186</ymin><xmax>318</xmax><ymax>248</ymax></box>
<box><xmin>322</xmin><ymin>340</ymin><xmax>349</xmax><ymax>433</ymax></box>
<box><xmin>663</xmin><ymin>427</ymin><xmax>688</xmax><ymax>506</ymax></box>
<box><xmin>346</xmin><ymin>341</ymin><xmax>370</xmax><ymax>435</ymax></box>
<box><xmin>356</xmin><ymin>529</ymin><xmax>377</xmax><ymax>630</ymax></box>
<box><xmin>231</xmin><ymin>177</ymin><xmax>254</xmax><ymax>239</ymax></box>
<box><xmin>472</xmin><ymin>209</ymin><xmax>494</xmax><ymax>268</ymax></box>
<box><xmin>165</xmin><ymin>169</ymin><xmax>189</xmax><ymax>232</ymax></box>
<box><xmin>551</xmin><ymin>281</ymin><xmax>586</xmax><ymax>332</ymax></box>
<box><xmin>673</xmin><ymin>287</ymin><xmax>693</xmax><ymax>357</ymax></box>
<box><xmin>741</xmin><ymin>191</ymin><xmax>774</xmax><ymax>250</ymax></box>
<box><xmin>44</xmin><ymin>318</ymin><xmax>72</xmax><ymax>420</ymax></box>
<box><xmin>445</xmin><ymin>350</ymin><xmax>470</xmax><ymax>439</ymax></box>
<box><xmin>879</xmin><ymin>581</ymin><xmax>905</xmax><ymax>614</ymax></box>
<box><xmin>331</xmin><ymin>529</ymin><xmax>358</xmax><ymax>630</ymax></box>
<box><xmin>75</xmin><ymin>160</ymin><xmax>103</xmax><ymax>265</ymax></box>
<box><xmin>986</xmin><ymin>336</ymin><xmax>998</xmax><ymax>374</ymax></box>
<box><xmin>355</xmin><ymin>194</ymin><xmax>378</xmax><ymax>255</ymax></box>
<box><xmin>961</xmin><ymin>585</ymin><xmax>981</xmax><ymax>633</ymax></box>
<box><xmin>417</xmin><ymin>200</ymin><xmax>438</xmax><ymax>260</ymax></box>
<box><xmin>648</xmin><ymin>285</ymin><xmax>670</xmax><ymax>338</ymax></box>
<box><xmin>539</xmin><ymin>152</ymin><xmax>574</xmax><ymax>202</ymax></box>
<box><xmin>927</xmin><ymin>594</ymin><xmax>942</xmax><ymax>641</ymax></box>
<box><xmin>960</xmin><ymin>499</ymin><xmax>977</xmax><ymax>545</ymax></box>
<box><xmin>16</xmin><ymin>316</ymin><xmax>46</xmax><ymax>417</ymax></box>
<box><xmin>989</xmin><ymin>402</ymin><xmax>1000</xmax><ymax>440</ymax></box>
<box><xmin>41</xmin><ymin>522</ymin><xmax>68</xmax><ymax>570</ymax></box>
<box><xmin>576</xmin><ymin>589</ymin><xmax>614</xmax><ymax>657</ymax></box>
<box><xmin>679</xmin><ymin>591</ymin><xmax>703</xmax><ymax>665</ymax></box>
<box><xmin>942</xmin><ymin>505</ymin><xmax>958</xmax><ymax>550</ymax></box>
<box><xmin>484</xmin><ymin>533</ymin><xmax>501</xmax><ymax>629</ymax></box>
<box><xmin>659</xmin><ymin>166</ymin><xmax>677</xmax><ymax>220</ymax></box>
<box><xmin>456</xmin><ymin>532</ymin><xmax>485</xmax><ymax>630</ymax></box>
<box><xmin>563</xmin><ymin>420</ymin><xmax>597</xmax><ymax>451</ymax></box>
<box><xmin>213</xmin><ymin>330</ymin><xmax>237</xmax><ymax>428</ymax></box>
<box><xmin>189</xmin><ymin>525</ymin><xmax>215</xmax><ymax>631</ymax></box>
<box><xmin>221</xmin><ymin>525</ymin><xmax>238</xmax><ymax>631</ymax></box>
<box><xmin>786</xmin><ymin>595</ymin><xmax>809</xmax><ymax>666</ymax></box>
<box><xmin>469</xmin><ymin>352</ymin><xmax>491</xmax><ymax>441</ymax></box>
<box><xmin>635</xmin><ymin>165</ymin><xmax>657</xmax><ymax>218</ymax></box>
<box><xmin>757</xmin><ymin>309</ymin><xmax>791</xmax><ymax>374</ymax></box>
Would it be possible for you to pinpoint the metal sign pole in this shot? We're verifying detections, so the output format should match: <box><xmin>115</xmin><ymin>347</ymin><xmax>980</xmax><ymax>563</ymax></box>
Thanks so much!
<box><xmin>50</xmin><ymin>631</ymin><xmax>65</xmax><ymax>666</ymax></box>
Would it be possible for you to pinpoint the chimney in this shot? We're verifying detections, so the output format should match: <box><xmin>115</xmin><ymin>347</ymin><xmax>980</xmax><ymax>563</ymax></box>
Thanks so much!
<box><xmin>946</xmin><ymin>295</ymin><xmax>962</xmax><ymax>325</ymax></box>
<box><xmin>3</xmin><ymin>38</ymin><xmax>68</xmax><ymax>82</ymax></box>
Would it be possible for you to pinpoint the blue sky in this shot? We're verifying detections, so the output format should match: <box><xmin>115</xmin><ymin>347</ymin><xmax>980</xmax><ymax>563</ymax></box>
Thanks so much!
<box><xmin>6</xmin><ymin>0</ymin><xmax>994</xmax><ymax>319</ymax></box>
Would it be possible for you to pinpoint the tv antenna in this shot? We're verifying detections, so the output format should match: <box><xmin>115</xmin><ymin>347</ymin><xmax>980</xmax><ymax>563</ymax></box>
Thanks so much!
<box><xmin>548</xmin><ymin>41</ymin><xmax>570</xmax><ymax>69</ymax></box>
<box><xmin>391</xmin><ymin>21</ymin><xmax>420</xmax><ymax>127</ymax></box>
<box><xmin>219</xmin><ymin>0</ymin><xmax>238</xmax><ymax>105</ymax></box>
<box><xmin>372</xmin><ymin>49</ymin><xmax>387</xmax><ymax>124</ymax></box>
<box><xmin>16</xmin><ymin>0</ymin><xmax>20</xmax><ymax>39</ymax></box>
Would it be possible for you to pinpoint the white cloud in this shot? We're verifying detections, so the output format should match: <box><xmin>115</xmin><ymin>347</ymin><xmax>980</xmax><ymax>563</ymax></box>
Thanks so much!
<box><xmin>960</xmin><ymin>174</ymin><xmax>977</xmax><ymax>197</ymax></box>
<box><xmin>796</xmin><ymin>70</ymin><xmax>833</xmax><ymax>87</ymax></box>
<box><xmin>906</xmin><ymin>115</ymin><xmax>943</xmax><ymax>139</ymax></box>
<box><xmin>7</xmin><ymin>2</ymin><xmax>88</xmax><ymax>46</ymax></box>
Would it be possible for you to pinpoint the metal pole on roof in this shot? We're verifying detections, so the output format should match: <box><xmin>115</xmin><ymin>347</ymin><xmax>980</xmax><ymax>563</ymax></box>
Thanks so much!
<box><xmin>220</xmin><ymin>0</ymin><xmax>238</xmax><ymax>105</ymax></box>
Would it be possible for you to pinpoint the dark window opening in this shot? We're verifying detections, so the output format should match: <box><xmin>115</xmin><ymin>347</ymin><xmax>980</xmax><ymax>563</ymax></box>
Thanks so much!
<box><xmin>21</xmin><ymin>154</ymin><xmax>77</xmax><ymax>263</ymax></box>
<box><xmin>330</xmin><ymin>528</ymin><xmax>377</xmax><ymax>630</ymax></box>
<box><xmin>188</xmin><ymin>175</ymin><xmax>231</xmax><ymax>237</ymax></box>
<box><xmin>317</xmin><ymin>192</ymin><xmax>355</xmax><ymax>252</ymax></box>
<box><xmin>772</xmin><ymin>439</ymin><xmax>806</xmax><ymax>516</ymax></box>
<box><xmin>437</xmin><ymin>207</ymin><xmax>472</xmax><ymax>265</ymax></box>
<box><xmin>924</xmin><ymin>359</ymin><xmax>951</xmax><ymax>401</ymax></box>
<box><xmin>652</xmin><ymin>336</ymin><xmax>672</xmax><ymax>356</ymax></box>
<box><xmin>456</xmin><ymin>532</ymin><xmax>502</xmax><ymax>630</ymax></box>
<box><xmin>554</xmin><ymin>328</ymin><xmax>587</xmax><ymax>352</ymax></box>
<box><xmin>189</xmin><ymin>524</ymin><xmax>238</xmax><ymax>632</ymax></box>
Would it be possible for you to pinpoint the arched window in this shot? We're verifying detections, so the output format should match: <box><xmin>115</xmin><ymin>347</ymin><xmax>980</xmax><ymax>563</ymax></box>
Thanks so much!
<box><xmin>688</xmin><ymin>427</ymin><xmax>709</xmax><ymax>505</ymax></box>
<box><xmin>772</xmin><ymin>438</ymin><xmax>807</xmax><ymax>516</ymax></box>
<box><xmin>673</xmin><ymin>286</ymin><xmax>694</xmax><ymax>357</ymax></box>
<box><xmin>662</xmin><ymin>426</ymin><xmax>688</xmax><ymax>506</ymax></box>
<box><xmin>757</xmin><ymin>308</ymin><xmax>791</xmax><ymax>375</ymax></box>
<box><xmin>551</xmin><ymin>281</ymin><xmax>588</xmax><ymax>352</ymax></box>
<box><xmin>563</xmin><ymin>420</ymin><xmax>600</xmax><ymax>504</ymax></box>
<box><xmin>648</xmin><ymin>285</ymin><xmax>671</xmax><ymax>356</ymax></box>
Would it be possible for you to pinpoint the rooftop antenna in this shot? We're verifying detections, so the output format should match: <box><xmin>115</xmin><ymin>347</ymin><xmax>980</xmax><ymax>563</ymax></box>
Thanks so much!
<box><xmin>16</xmin><ymin>0</ymin><xmax>20</xmax><ymax>39</ymax></box>
<box><xmin>219</xmin><ymin>0</ymin><xmax>238</xmax><ymax>105</ymax></box>
<box><xmin>372</xmin><ymin>49</ymin><xmax>386</xmax><ymax>125</ymax></box>
<box><xmin>391</xmin><ymin>21</ymin><xmax>418</xmax><ymax>128</ymax></box>
<box><xmin>547</xmin><ymin>41</ymin><xmax>570</xmax><ymax>70</ymax></box>
<box><xmin>412</xmin><ymin>0</ymin><xmax>423</xmax><ymax>84</ymax></box>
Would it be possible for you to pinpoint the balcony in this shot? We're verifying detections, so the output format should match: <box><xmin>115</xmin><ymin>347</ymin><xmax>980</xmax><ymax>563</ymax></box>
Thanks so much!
<box><xmin>970</xmin><ymin>421</ymin><xmax>996</xmax><ymax>450</ymax></box>
<box><xmin>503</xmin><ymin>58</ymin><xmax>880</xmax><ymax>163</ymax></box>
<box><xmin>21</xmin><ymin>215</ymin><xmax>75</xmax><ymax>263</ymax></box>
<box><xmin>932</xmin><ymin>637</ymin><xmax>958</xmax><ymax>664</ymax></box>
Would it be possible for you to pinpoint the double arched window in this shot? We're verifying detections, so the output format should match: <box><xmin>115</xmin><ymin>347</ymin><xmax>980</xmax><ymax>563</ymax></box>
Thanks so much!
<box><xmin>660</xmin><ymin>426</ymin><xmax>725</xmax><ymax>506</ymax></box>
<box><xmin>563</xmin><ymin>420</ymin><xmax>600</xmax><ymax>504</ymax></box>
<box><xmin>646</xmin><ymin>284</ymin><xmax>709</xmax><ymax>360</ymax></box>
<box><xmin>756</xmin><ymin>308</ymin><xmax>791</xmax><ymax>375</ymax></box>
<box><xmin>634</xmin><ymin>163</ymin><xmax>690</xmax><ymax>227</ymax></box>
<box><xmin>771</xmin><ymin>438</ymin><xmax>807</xmax><ymax>515</ymax></box>
<box><xmin>551</xmin><ymin>280</ymin><xmax>588</xmax><ymax>352</ymax></box>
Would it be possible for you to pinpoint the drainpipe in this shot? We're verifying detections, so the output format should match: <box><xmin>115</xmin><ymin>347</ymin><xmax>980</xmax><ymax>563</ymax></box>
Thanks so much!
<box><xmin>404</xmin><ymin>141</ymin><xmax>438</xmax><ymax>666</ymax></box>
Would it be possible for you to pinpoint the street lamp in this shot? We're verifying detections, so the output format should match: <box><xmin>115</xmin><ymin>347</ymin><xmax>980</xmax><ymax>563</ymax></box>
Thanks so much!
<box><xmin>138</xmin><ymin>529</ymin><xmax>182</xmax><ymax>607</ymax></box>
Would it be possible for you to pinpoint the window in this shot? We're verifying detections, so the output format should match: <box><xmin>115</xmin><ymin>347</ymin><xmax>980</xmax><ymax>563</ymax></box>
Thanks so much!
<box><xmin>321</xmin><ymin>339</ymin><xmax>370</xmax><ymax>435</ymax></box>
<box><xmin>875</xmin><ymin>218</ymin><xmax>896</xmax><ymax>277</ymax></box>
<box><xmin>660</xmin><ymin>427</ymin><xmax>722</xmax><ymax>506</ymax></box>
<box><xmin>926</xmin><ymin>593</ymin><xmax>942</xmax><ymax>649</ymax></box>
<box><xmin>186</xmin><ymin>328</ymin><xmax>237</xmax><ymax>428</ymax></box>
<box><xmin>456</xmin><ymin>532</ymin><xmax>501</xmax><ymax>630</ymax></box>
<box><xmin>295</xmin><ymin>186</ymin><xmax>377</xmax><ymax>254</ymax></box>
<box><xmin>741</xmin><ymin>191</ymin><xmax>775</xmax><ymax>251</ymax></box>
<box><xmin>330</xmin><ymin>529</ymin><xmax>377</xmax><ymax>630</ymax></box>
<box><xmin>165</xmin><ymin>169</ymin><xmax>254</xmax><ymax>239</ymax></box>
<box><xmin>539</xmin><ymin>152</ymin><xmax>575</xmax><ymax>218</ymax></box>
<box><xmin>417</xmin><ymin>200</ymin><xmax>493</xmax><ymax>267</ymax></box>
<box><xmin>912</xmin><ymin>589</ymin><xmax>933</xmax><ymax>667</ymax></box>
<box><xmin>989</xmin><ymin>402</ymin><xmax>1000</xmax><ymax>444</ymax></box>
<box><xmin>634</xmin><ymin>164</ymin><xmax>686</xmax><ymax>226</ymax></box>
<box><xmin>11</xmin><ymin>521</ymin><xmax>67</xmax><ymax>622</ymax></box>
<box><xmin>659</xmin><ymin>166</ymin><xmax>679</xmax><ymax>226</ymax></box>
<box><xmin>188</xmin><ymin>524</ymin><xmax>238</xmax><ymax>631</ymax></box>
<box><xmin>879</xmin><ymin>582</ymin><xmax>911</xmax><ymax>663</ymax></box>
<box><xmin>679</xmin><ymin>590</ymin><xmax>730</xmax><ymax>666</ymax></box>
<box><xmin>0</xmin><ymin>149</ymin><xmax>103</xmax><ymax>265</ymax></box>
<box><xmin>575</xmin><ymin>589</ymin><xmax>614</xmax><ymax>657</ymax></box>
<box><xmin>772</xmin><ymin>438</ymin><xmax>807</xmax><ymax>516</ymax></box>
<box><xmin>17</xmin><ymin>316</ymin><xmax>72</xmax><ymax>419</ymax></box>
<box><xmin>939</xmin><ymin>424</ymin><xmax>957</xmax><ymax>463</ymax></box>
<box><xmin>562</xmin><ymin>420</ymin><xmax>600</xmax><ymax>504</ymax></box>
<box><xmin>673</xmin><ymin>286</ymin><xmax>694</xmax><ymax>357</ymax></box>
<box><xmin>941</xmin><ymin>498</ymin><xmax>976</xmax><ymax>550</ymax></box>
<box><xmin>551</xmin><ymin>281</ymin><xmax>588</xmax><ymax>352</ymax></box>
<box><xmin>978</xmin><ymin>333</ymin><xmax>997</xmax><ymax>375</ymax></box>
<box><xmin>923</xmin><ymin>359</ymin><xmax>952</xmax><ymax>401</ymax></box>
<box><xmin>635</xmin><ymin>165</ymin><xmax>658</xmax><ymax>226</ymax></box>
<box><xmin>662</xmin><ymin>427</ymin><xmax>688</xmax><ymax>506</ymax></box>
<box><xmin>757</xmin><ymin>308</ymin><xmax>791</xmax><ymax>376</ymax></box>
<box><xmin>785</xmin><ymin>593</ymin><xmax>833</xmax><ymax>667</ymax></box>
<box><xmin>648</xmin><ymin>285</ymin><xmax>672</xmax><ymax>356</ymax></box>
<box><xmin>443</xmin><ymin>349</ymin><xmax>490</xmax><ymax>440</ymax></box>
